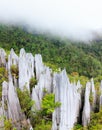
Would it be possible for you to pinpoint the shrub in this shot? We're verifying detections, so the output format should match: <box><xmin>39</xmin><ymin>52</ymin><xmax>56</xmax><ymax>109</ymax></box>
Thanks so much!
<box><xmin>4</xmin><ymin>119</ymin><xmax>13</xmax><ymax>130</ymax></box>
<box><xmin>17</xmin><ymin>87</ymin><xmax>34</xmax><ymax>118</ymax></box>
<box><xmin>0</xmin><ymin>67</ymin><xmax>8</xmax><ymax>100</ymax></box>
<box><xmin>29</xmin><ymin>77</ymin><xmax>37</xmax><ymax>93</ymax></box>
<box><xmin>34</xmin><ymin>119</ymin><xmax>52</xmax><ymax>130</ymax></box>
<box><xmin>30</xmin><ymin>93</ymin><xmax>61</xmax><ymax>129</ymax></box>
<box><xmin>44</xmin><ymin>62</ymin><xmax>60</xmax><ymax>72</ymax></box>
<box><xmin>10</xmin><ymin>64</ymin><xmax>18</xmax><ymax>79</ymax></box>
<box><xmin>73</xmin><ymin>124</ymin><xmax>83</xmax><ymax>130</ymax></box>
<box><xmin>41</xmin><ymin>93</ymin><xmax>61</xmax><ymax>115</ymax></box>
<box><xmin>88</xmin><ymin>110</ymin><xmax>102</xmax><ymax>130</ymax></box>
<box><xmin>89</xmin><ymin>92</ymin><xmax>94</xmax><ymax>105</ymax></box>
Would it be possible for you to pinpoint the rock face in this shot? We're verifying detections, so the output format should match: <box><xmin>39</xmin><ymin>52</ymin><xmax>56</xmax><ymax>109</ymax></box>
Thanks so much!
<box><xmin>100</xmin><ymin>81</ymin><xmax>102</xmax><ymax>108</ymax></box>
<box><xmin>2</xmin><ymin>81</ymin><xmax>8</xmax><ymax>118</ymax></box>
<box><xmin>0</xmin><ymin>81</ymin><xmax>8</xmax><ymax>128</ymax></box>
<box><xmin>1</xmin><ymin>80</ymin><xmax>24</xmax><ymax>129</ymax></box>
<box><xmin>8</xmin><ymin>49</ymin><xmax>19</xmax><ymax>87</ymax></box>
<box><xmin>2</xmin><ymin>80</ymin><xmax>24</xmax><ymax>129</ymax></box>
<box><xmin>19</xmin><ymin>48</ymin><xmax>34</xmax><ymax>91</ymax></box>
<box><xmin>1</xmin><ymin>49</ymin><xmax>31</xmax><ymax>129</ymax></box>
<box><xmin>0</xmin><ymin>48</ymin><xmax>6</xmax><ymax>67</ymax></box>
<box><xmin>90</xmin><ymin>78</ymin><xmax>96</xmax><ymax>109</ymax></box>
<box><xmin>35</xmin><ymin>54</ymin><xmax>45</xmax><ymax>80</ymax></box>
<box><xmin>8</xmin><ymin>80</ymin><xmax>23</xmax><ymax>125</ymax></box>
<box><xmin>8</xmin><ymin>49</ymin><xmax>18</xmax><ymax>72</ymax></box>
<box><xmin>82</xmin><ymin>82</ymin><xmax>91</xmax><ymax>127</ymax></box>
<box><xmin>0</xmin><ymin>48</ymin><xmax>101</xmax><ymax>130</ymax></box>
<box><xmin>52</xmin><ymin>70</ymin><xmax>81</xmax><ymax>130</ymax></box>
<box><xmin>82</xmin><ymin>79</ymin><xmax>96</xmax><ymax>127</ymax></box>
<box><xmin>32</xmin><ymin>55</ymin><xmax>52</xmax><ymax>110</ymax></box>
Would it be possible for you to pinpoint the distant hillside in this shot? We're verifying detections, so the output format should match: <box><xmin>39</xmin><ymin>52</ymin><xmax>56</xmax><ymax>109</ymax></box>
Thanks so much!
<box><xmin>0</xmin><ymin>24</ymin><xmax>102</xmax><ymax>78</ymax></box>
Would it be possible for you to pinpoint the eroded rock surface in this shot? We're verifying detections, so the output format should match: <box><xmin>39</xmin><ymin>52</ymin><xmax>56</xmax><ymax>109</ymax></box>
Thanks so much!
<box><xmin>0</xmin><ymin>48</ymin><xmax>6</xmax><ymax>67</ymax></box>
<box><xmin>0</xmin><ymin>48</ymin><xmax>101</xmax><ymax>130</ymax></box>
<box><xmin>19</xmin><ymin>48</ymin><xmax>34</xmax><ymax>91</ymax></box>
<box><xmin>100</xmin><ymin>81</ymin><xmax>102</xmax><ymax>108</ymax></box>
<box><xmin>82</xmin><ymin>82</ymin><xmax>91</xmax><ymax>127</ymax></box>
<box><xmin>52</xmin><ymin>70</ymin><xmax>81</xmax><ymax>130</ymax></box>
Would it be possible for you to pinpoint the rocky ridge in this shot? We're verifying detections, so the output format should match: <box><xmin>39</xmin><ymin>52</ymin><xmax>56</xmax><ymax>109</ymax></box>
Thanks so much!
<box><xmin>0</xmin><ymin>48</ymin><xmax>101</xmax><ymax>130</ymax></box>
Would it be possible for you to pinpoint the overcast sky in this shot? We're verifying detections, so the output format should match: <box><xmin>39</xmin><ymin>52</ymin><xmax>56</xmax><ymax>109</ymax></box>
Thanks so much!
<box><xmin>0</xmin><ymin>0</ymin><xmax>102</xmax><ymax>41</ymax></box>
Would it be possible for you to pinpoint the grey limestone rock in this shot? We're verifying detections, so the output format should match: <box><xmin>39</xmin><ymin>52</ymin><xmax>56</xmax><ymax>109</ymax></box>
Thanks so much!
<box><xmin>2</xmin><ymin>81</ymin><xmax>8</xmax><ymax>118</ymax></box>
<box><xmin>0</xmin><ymin>48</ymin><xmax>6</xmax><ymax>67</ymax></box>
<box><xmin>32</xmin><ymin>87</ymin><xmax>40</xmax><ymax>110</ymax></box>
<box><xmin>8</xmin><ymin>48</ymin><xmax>18</xmax><ymax>81</ymax></box>
<box><xmin>32</xmin><ymin>66</ymin><xmax>52</xmax><ymax>110</ymax></box>
<box><xmin>82</xmin><ymin>79</ymin><xmax>96</xmax><ymax>127</ymax></box>
<box><xmin>100</xmin><ymin>80</ymin><xmax>102</xmax><ymax>109</ymax></box>
<box><xmin>52</xmin><ymin>69</ymin><xmax>81</xmax><ymax>130</ymax></box>
<box><xmin>7</xmin><ymin>79</ymin><xmax>24</xmax><ymax>129</ymax></box>
<box><xmin>34</xmin><ymin>54</ymin><xmax>45</xmax><ymax>81</ymax></box>
<box><xmin>0</xmin><ymin>81</ymin><xmax>8</xmax><ymax>128</ymax></box>
<box><xmin>19</xmin><ymin>48</ymin><xmax>34</xmax><ymax>91</ymax></box>
<box><xmin>82</xmin><ymin>82</ymin><xmax>91</xmax><ymax>127</ymax></box>
<box><xmin>90</xmin><ymin>78</ymin><xmax>96</xmax><ymax>110</ymax></box>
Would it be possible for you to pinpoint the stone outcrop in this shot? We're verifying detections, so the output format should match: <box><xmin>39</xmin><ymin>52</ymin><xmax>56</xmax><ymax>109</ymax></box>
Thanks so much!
<box><xmin>82</xmin><ymin>82</ymin><xmax>91</xmax><ymax>127</ymax></box>
<box><xmin>0</xmin><ymin>48</ymin><xmax>6</xmax><ymax>67</ymax></box>
<box><xmin>35</xmin><ymin>54</ymin><xmax>45</xmax><ymax>80</ymax></box>
<box><xmin>19</xmin><ymin>48</ymin><xmax>34</xmax><ymax>91</ymax></box>
<box><xmin>8</xmin><ymin>80</ymin><xmax>23</xmax><ymax>125</ymax></box>
<box><xmin>8</xmin><ymin>49</ymin><xmax>19</xmax><ymax>87</ymax></box>
<box><xmin>52</xmin><ymin>70</ymin><xmax>81</xmax><ymax>130</ymax></box>
<box><xmin>2</xmin><ymin>81</ymin><xmax>8</xmax><ymax>118</ymax></box>
<box><xmin>1</xmin><ymin>80</ymin><xmax>24</xmax><ymax>129</ymax></box>
<box><xmin>100</xmin><ymin>80</ymin><xmax>102</xmax><ymax>108</ymax></box>
<box><xmin>31</xmin><ymin>54</ymin><xmax>53</xmax><ymax>110</ymax></box>
<box><xmin>82</xmin><ymin>79</ymin><xmax>96</xmax><ymax>127</ymax></box>
<box><xmin>90</xmin><ymin>78</ymin><xmax>96</xmax><ymax>109</ymax></box>
<box><xmin>0</xmin><ymin>48</ymin><xmax>101</xmax><ymax>130</ymax></box>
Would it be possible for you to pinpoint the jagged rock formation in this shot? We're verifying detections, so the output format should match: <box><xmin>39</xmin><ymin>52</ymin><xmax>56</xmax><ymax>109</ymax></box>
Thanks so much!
<box><xmin>82</xmin><ymin>82</ymin><xmax>91</xmax><ymax>127</ymax></box>
<box><xmin>52</xmin><ymin>70</ymin><xmax>81</xmax><ymax>130</ymax></box>
<box><xmin>32</xmin><ymin>55</ymin><xmax>52</xmax><ymax>110</ymax></box>
<box><xmin>35</xmin><ymin>54</ymin><xmax>44</xmax><ymax>81</ymax></box>
<box><xmin>0</xmin><ymin>48</ymin><xmax>6</xmax><ymax>67</ymax></box>
<box><xmin>1</xmin><ymin>80</ymin><xmax>25</xmax><ymax>129</ymax></box>
<box><xmin>19</xmin><ymin>48</ymin><xmax>34</xmax><ymax>91</ymax></box>
<box><xmin>100</xmin><ymin>81</ymin><xmax>102</xmax><ymax>108</ymax></box>
<box><xmin>8</xmin><ymin>49</ymin><xmax>19</xmax><ymax>87</ymax></box>
<box><xmin>8</xmin><ymin>80</ymin><xmax>24</xmax><ymax>128</ymax></box>
<box><xmin>0</xmin><ymin>48</ymin><xmax>101</xmax><ymax>130</ymax></box>
<box><xmin>82</xmin><ymin>79</ymin><xmax>96</xmax><ymax>127</ymax></box>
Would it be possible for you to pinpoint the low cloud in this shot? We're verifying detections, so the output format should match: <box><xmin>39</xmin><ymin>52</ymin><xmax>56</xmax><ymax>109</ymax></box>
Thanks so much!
<box><xmin>0</xmin><ymin>0</ymin><xmax>102</xmax><ymax>41</ymax></box>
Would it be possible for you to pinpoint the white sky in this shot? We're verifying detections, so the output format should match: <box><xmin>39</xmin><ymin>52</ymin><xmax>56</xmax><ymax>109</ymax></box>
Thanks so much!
<box><xmin>0</xmin><ymin>0</ymin><xmax>102</xmax><ymax>41</ymax></box>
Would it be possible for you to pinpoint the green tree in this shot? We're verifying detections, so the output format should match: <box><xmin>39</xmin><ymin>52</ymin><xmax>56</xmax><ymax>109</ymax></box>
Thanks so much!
<box><xmin>17</xmin><ymin>87</ymin><xmax>34</xmax><ymax>118</ymax></box>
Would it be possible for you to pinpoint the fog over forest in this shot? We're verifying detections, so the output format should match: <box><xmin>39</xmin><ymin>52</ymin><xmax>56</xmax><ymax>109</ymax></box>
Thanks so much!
<box><xmin>0</xmin><ymin>0</ymin><xmax>102</xmax><ymax>41</ymax></box>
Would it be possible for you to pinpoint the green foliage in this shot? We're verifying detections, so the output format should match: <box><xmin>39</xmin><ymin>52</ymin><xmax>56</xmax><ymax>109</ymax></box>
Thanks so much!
<box><xmin>44</xmin><ymin>62</ymin><xmax>60</xmax><ymax>72</ymax></box>
<box><xmin>0</xmin><ymin>24</ymin><xmax>102</xmax><ymax>78</ymax></box>
<box><xmin>30</xmin><ymin>93</ymin><xmax>61</xmax><ymax>129</ymax></box>
<box><xmin>73</xmin><ymin>124</ymin><xmax>83</xmax><ymax>130</ymax></box>
<box><xmin>13</xmin><ymin>128</ymin><xmax>17</xmax><ymax>130</ymax></box>
<box><xmin>34</xmin><ymin>119</ymin><xmax>52</xmax><ymax>130</ymax></box>
<box><xmin>10</xmin><ymin>64</ymin><xmax>19</xmax><ymax>79</ymax></box>
<box><xmin>0</xmin><ymin>67</ymin><xmax>8</xmax><ymax>100</ymax></box>
<box><xmin>29</xmin><ymin>77</ymin><xmax>37</xmax><ymax>93</ymax></box>
<box><xmin>89</xmin><ymin>92</ymin><xmax>94</xmax><ymax>105</ymax></box>
<box><xmin>41</xmin><ymin>93</ymin><xmax>61</xmax><ymax>115</ymax></box>
<box><xmin>4</xmin><ymin>119</ymin><xmax>13</xmax><ymax>130</ymax></box>
<box><xmin>17</xmin><ymin>87</ymin><xmax>34</xmax><ymax>118</ymax></box>
<box><xmin>68</xmin><ymin>72</ymin><xmax>89</xmax><ymax>88</ymax></box>
<box><xmin>88</xmin><ymin>110</ymin><xmax>102</xmax><ymax>130</ymax></box>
